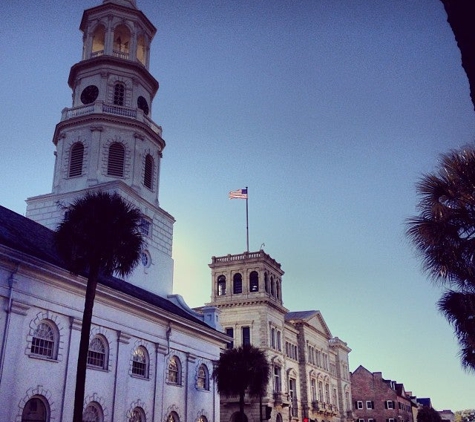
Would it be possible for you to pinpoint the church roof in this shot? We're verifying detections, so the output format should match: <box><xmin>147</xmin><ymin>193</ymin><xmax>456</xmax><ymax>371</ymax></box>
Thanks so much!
<box><xmin>0</xmin><ymin>205</ymin><xmax>209</xmax><ymax>328</ymax></box>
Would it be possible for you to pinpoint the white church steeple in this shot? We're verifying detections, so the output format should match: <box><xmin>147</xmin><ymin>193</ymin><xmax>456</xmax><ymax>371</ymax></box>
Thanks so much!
<box><xmin>26</xmin><ymin>0</ymin><xmax>175</xmax><ymax>297</ymax></box>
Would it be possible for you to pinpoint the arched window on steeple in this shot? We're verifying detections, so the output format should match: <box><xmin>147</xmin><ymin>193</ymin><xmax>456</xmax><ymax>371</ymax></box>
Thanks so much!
<box><xmin>144</xmin><ymin>154</ymin><xmax>154</xmax><ymax>189</ymax></box>
<box><xmin>264</xmin><ymin>272</ymin><xmax>269</xmax><ymax>293</ymax></box>
<box><xmin>69</xmin><ymin>142</ymin><xmax>84</xmax><ymax>177</ymax></box>
<box><xmin>107</xmin><ymin>142</ymin><xmax>125</xmax><ymax>177</ymax></box>
<box><xmin>113</xmin><ymin>24</ymin><xmax>131</xmax><ymax>59</ymax></box>
<box><xmin>137</xmin><ymin>34</ymin><xmax>146</xmax><ymax>65</ymax></box>
<box><xmin>270</xmin><ymin>276</ymin><xmax>275</xmax><ymax>297</ymax></box>
<box><xmin>249</xmin><ymin>271</ymin><xmax>258</xmax><ymax>292</ymax></box>
<box><xmin>91</xmin><ymin>25</ymin><xmax>105</xmax><ymax>57</ymax></box>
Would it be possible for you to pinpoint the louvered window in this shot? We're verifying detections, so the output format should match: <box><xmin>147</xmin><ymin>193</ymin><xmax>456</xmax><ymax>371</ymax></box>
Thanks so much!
<box><xmin>69</xmin><ymin>142</ymin><xmax>84</xmax><ymax>177</ymax></box>
<box><xmin>144</xmin><ymin>154</ymin><xmax>153</xmax><ymax>189</ymax></box>
<box><xmin>107</xmin><ymin>142</ymin><xmax>125</xmax><ymax>177</ymax></box>
<box><xmin>114</xmin><ymin>83</ymin><xmax>125</xmax><ymax>106</ymax></box>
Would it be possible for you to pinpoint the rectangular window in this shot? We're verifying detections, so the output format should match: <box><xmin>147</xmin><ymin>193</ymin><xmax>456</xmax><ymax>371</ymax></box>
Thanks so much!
<box><xmin>358</xmin><ymin>419</ymin><xmax>365</xmax><ymax>422</ymax></box>
<box><xmin>357</xmin><ymin>401</ymin><xmax>363</xmax><ymax>410</ymax></box>
<box><xmin>388</xmin><ymin>419</ymin><xmax>395</xmax><ymax>422</ymax></box>
<box><xmin>274</xmin><ymin>366</ymin><xmax>281</xmax><ymax>392</ymax></box>
<box><xmin>366</xmin><ymin>401</ymin><xmax>374</xmax><ymax>409</ymax></box>
<box><xmin>386</xmin><ymin>401</ymin><xmax>394</xmax><ymax>410</ymax></box>
<box><xmin>289</xmin><ymin>378</ymin><xmax>298</xmax><ymax>417</ymax></box>
<box><xmin>140</xmin><ymin>218</ymin><xmax>151</xmax><ymax>236</ymax></box>
<box><xmin>225</xmin><ymin>328</ymin><xmax>234</xmax><ymax>349</ymax></box>
<box><xmin>368</xmin><ymin>419</ymin><xmax>374</xmax><ymax>422</ymax></box>
<box><xmin>242</xmin><ymin>326</ymin><xmax>251</xmax><ymax>346</ymax></box>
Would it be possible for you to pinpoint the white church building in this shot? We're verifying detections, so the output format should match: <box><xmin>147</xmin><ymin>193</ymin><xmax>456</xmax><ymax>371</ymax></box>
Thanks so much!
<box><xmin>0</xmin><ymin>0</ymin><xmax>228</xmax><ymax>421</ymax></box>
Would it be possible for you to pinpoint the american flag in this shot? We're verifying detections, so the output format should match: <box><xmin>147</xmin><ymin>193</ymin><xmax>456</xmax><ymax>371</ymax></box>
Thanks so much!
<box><xmin>229</xmin><ymin>188</ymin><xmax>248</xmax><ymax>199</ymax></box>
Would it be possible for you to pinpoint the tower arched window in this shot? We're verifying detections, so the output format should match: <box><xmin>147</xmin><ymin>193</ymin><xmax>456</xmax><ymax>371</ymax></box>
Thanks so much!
<box><xmin>233</xmin><ymin>273</ymin><xmax>242</xmax><ymax>294</ymax></box>
<box><xmin>91</xmin><ymin>25</ymin><xmax>105</xmax><ymax>57</ymax></box>
<box><xmin>22</xmin><ymin>396</ymin><xmax>49</xmax><ymax>422</ymax></box>
<box><xmin>107</xmin><ymin>142</ymin><xmax>125</xmax><ymax>177</ymax></box>
<box><xmin>69</xmin><ymin>142</ymin><xmax>84</xmax><ymax>177</ymax></box>
<box><xmin>264</xmin><ymin>272</ymin><xmax>269</xmax><ymax>292</ymax></box>
<box><xmin>87</xmin><ymin>336</ymin><xmax>108</xmax><ymax>369</ymax></box>
<box><xmin>270</xmin><ymin>276</ymin><xmax>275</xmax><ymax>297</ymax></box>
<box><xmin>83</xmin><ymin>402</ymin><xmax>104</xmax><ymax>422</ymax></box>
<box><xmin>167</xmin><ymin>412</ymin><xmax>179</xmax><ymax>422</ymax></box>
<box><xmin>113</xmin><ymin>24</ymin><xmax>131</xmax><ymax>59</ymax></box>
<box><xmin>113</xmin><ymin>83</ymin><xmax>125</xmax><ymax>106</ymax></box>
<box><xmin>137</xmin><ymin>34</ymin><xmax>147</xmax><ymax>65</ymax></box>
<box><xmin>144</xmin><ymin>154</ymin><xmax>154</xmax><ymax>189</ymax></box>
<box><xmin>276</xmin><ymin>281</ymin><xmax>280</xmax><ymax>300</ymax></box>
<box><xmin>30</xmin><ymin>320</ymin><xmax>58</xmax><ymax>359</ymax></box>
<box><xmin>132</xmin><ymin>346</ymin><xmax>149</xmax><ymax>378</ymax></box>
<box><xmin>249</xmin><ymin>271</ymin><xmax>258</xmax><ymax>292</ymax></box>
<box><xmin>217</xmin><ymin>275</ymin><xmax>226</xmax><ymax>296</ymax></box>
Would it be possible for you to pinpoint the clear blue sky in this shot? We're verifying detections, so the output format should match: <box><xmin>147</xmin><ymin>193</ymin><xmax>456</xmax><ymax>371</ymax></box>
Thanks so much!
<box><xmin>1</xmin><ymin>0</ymin><xmax>474</xmax><ymax>411</ymax></box>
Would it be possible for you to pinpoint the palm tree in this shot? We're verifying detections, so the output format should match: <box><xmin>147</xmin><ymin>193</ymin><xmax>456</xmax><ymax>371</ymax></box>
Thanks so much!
<box><xmin>55</xmin><ymin>191</ymin><xmax>144</xmax><ymax>422</ymax></box>
<box><xmin>213</xmin><ymin>344</ymin><xmax>270</xmax><ymax>422</ymax></box>
<box><xmin>406</xmin><ymin>146</ymin><xmax>475</xmax><ymax>371</ymax></box>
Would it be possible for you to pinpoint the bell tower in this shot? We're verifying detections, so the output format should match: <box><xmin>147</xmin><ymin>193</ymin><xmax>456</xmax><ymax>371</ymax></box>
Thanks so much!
<box><xmin>26</xmin><ymin>0</ymin><xmax>174</xmax><ymax>297</ymax></box>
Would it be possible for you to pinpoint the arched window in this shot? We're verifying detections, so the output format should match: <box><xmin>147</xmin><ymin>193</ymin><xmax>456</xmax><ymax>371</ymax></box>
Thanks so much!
<box><xmin>325</xmin><ymin>383</ymin><xmax>330</xmax><ymax>403</ymax></box>
<box><xmin>136</xmin><ymin>34</ymin><xmax>146</xmax><ymax>65</ymax></box>
<box><xmin>167</xmin><ymin>412</ymin><xmax>179</xmax><ymax>422</ymax></box>
<box><xmin>69</xmin><ymin>142</ymin><xmax>84</xmax><ymax>177</ymax></box>
<box><xmin>132</xmin><ymin>346</ymin><xmax>149</xmax><ymax>378</ymax></box>
<box><xmin>233</xmin><ymin>273</ymin><xmax>242</xmax><ymax>294</ymax></box>
<box><xmin>113</xmin><ymin>24</ymin><xmax>131</xmax><ymax>58</ymax></box>
<box><xmin>87</xmin><ymin>336</ymin><xmax>108</xmax><ymax>369</ymax></box>
<box><xmin>249</xmin><ymin>271</ymin><xmax>258</xmax><ymax>292</ymax></box>
<box><xmin>129</xmin><ymin>407</ymin><xmax>146</xmax><ymax>422</ymax></box>
<box><xmin>113</xmin><ymin>82</ymin><xmax>125</xmax><ymax>106</ymax></box>
<box><xmin>270</xmin><ymin>276</ymin><xmax>275</xmax><ymax>297</ymax></box>
<box><xmin>107</xmin><ymin>142</ymin><xmax>125</xmax><ymax>177</ymax></box>
<box><xmin>31</xmin><ymin>320</ymin><xmax>57</xmax><ymax>359</ymax></box>
<box><xmin>83</xmin><ymin>402</ymin><xmax>104</xmax><ymax>422</ymax></box>
<box><xmin>197</xmin><ymin>364</ymin><xmax>209</xmax><ymax>390</ymax></box>
<box><xmin>22</xmin><ymin>396</ymin><xmax>49</xmax><ymax>422</ymax></box>
<box><xmin>168</xmin><ymin>356</ymin><xmax>181</xmax><ymax>385</ymax></box>
<box><xmin>264</xmin><ymin>272</ymin><xmax>269</xmax><ymax>292</ymax></box>
<box><xmin>318</xmin><ymin>381</ymin><xmax>324</xmax><ymax>402</ymax></box>
<box><xmin>91</xmin><ymin>25</ymin><xmax>105</xmax><ymax>57</ymax></box>
<box><xmin>276</xmin><ymin>414</ymin><xmax>283</xmax><ymax>422</ymax></box>
<box><xmin>199</xmin><ymin>417</ymin><xmax>208</xmax><ymax>422</ymax></box>
<box><xmin>276</xmin><ymin>281</ymin><xmax>280</xmax><ymax>300</ymax></box>
<box><xmin>217</xmin><ymin>275</ymin><xmax>226</xmax><ymax>296</ymax></box>
<box><xmin>144</xmin><ymin>154</ymin><xmax>154</xmax><ymax>189</ymax></box>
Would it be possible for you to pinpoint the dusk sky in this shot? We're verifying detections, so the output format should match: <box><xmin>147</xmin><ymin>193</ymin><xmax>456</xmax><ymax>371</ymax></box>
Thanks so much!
<box><xmin>2</xmin><ymin>0</ymin><xmax>474</xmax><ymax>411</ymax></box>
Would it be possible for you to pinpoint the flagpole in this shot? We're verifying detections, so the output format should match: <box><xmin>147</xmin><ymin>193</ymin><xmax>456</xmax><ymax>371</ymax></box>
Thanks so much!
<box><xmin>246</xmin><ymin>186</ymin><xmax>249</xmax><ymax>252</ymax></box>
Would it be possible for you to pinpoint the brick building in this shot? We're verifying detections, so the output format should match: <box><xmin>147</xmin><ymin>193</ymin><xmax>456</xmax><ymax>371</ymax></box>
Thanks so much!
<box><xmin>350</xmin><ymin>365</ymin><xmax>415</xmax><ymax>422</ymax></box>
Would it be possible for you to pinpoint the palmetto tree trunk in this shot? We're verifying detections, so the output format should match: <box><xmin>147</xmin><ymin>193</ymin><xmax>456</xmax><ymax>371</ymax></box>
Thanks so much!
<box><xmin>72</xmin><ymin>265</ymin><xmax>99</xmax><ymax>422</ymax></box>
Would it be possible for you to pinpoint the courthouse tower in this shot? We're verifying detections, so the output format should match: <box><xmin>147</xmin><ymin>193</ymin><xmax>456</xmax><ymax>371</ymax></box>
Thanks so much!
<box><xmin>26</xmin><ymin>0</ymin><xmax>174</xmax><ymax>297</ymax></box>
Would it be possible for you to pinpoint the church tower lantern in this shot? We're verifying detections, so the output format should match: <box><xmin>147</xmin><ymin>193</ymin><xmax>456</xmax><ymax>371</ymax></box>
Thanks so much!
<box><xmin>26</xmin><ymin>0</ymin><xmax>174</xmax><ymax>297</ymax></box>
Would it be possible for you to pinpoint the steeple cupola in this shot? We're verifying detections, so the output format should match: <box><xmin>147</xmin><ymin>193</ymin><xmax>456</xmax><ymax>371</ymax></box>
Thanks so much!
<box><xmin>26</xmin><ymin>0</ymin><xmax>174</xmax><ymax>297</ymax></box>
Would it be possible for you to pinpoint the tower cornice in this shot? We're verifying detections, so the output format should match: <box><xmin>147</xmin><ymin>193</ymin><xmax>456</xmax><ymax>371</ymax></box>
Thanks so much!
<box><xmin>68</xmin><ymin>56</ymin><xmax>159</xmax><ymax>94</ymax></box>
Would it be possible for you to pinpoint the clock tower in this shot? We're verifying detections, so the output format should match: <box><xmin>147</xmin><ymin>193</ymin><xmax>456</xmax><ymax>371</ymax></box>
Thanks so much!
<box><xmin>26</xmin><ymin>0</ymin><xmax>174</xmax><ymax>297</ymax></box>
